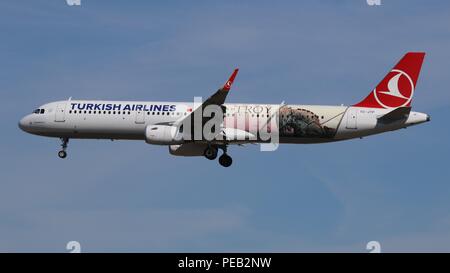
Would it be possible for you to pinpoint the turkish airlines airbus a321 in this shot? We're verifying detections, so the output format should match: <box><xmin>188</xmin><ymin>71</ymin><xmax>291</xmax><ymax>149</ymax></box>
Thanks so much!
<box><xmin>19</xmin><ymin>52</ymin><xmax>429</xmax><ymax>167</ymax></box>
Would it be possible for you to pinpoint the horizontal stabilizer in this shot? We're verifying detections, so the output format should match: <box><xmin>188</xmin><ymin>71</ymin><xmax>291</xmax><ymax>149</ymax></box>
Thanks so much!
<box><xmin>378</xmin><ymin>107</ymin><xmax>411</xmax><ymax>122</ymax></box>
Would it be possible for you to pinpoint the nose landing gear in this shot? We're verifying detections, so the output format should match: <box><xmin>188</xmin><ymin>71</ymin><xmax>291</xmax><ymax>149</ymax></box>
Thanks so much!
<box><xmin>58</xmin><ymin>138</ymin><xmax>69</xmax><ymax>159</ymax></box>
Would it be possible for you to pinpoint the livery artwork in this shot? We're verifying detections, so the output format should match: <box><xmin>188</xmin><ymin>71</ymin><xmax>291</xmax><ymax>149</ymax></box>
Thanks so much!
<box><xmin>278</xmin><ymin>106</ymin><xmax>336</xmax><ymax>138</ymax></box>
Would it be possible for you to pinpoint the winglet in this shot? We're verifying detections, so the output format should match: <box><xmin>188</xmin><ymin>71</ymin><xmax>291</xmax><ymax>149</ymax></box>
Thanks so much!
<box><xmin>222</xmin><ymin>68</ymin><xmax>239</xmax><ymax>91</ymax></box>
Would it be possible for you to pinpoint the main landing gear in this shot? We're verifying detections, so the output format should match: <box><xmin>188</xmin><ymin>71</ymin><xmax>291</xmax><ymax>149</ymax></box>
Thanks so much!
<box><xmin>204</xmin><ymin>145</ymin><xmax>218</xmax><ymax>160</ymax></box>
<box><xmin>58</xmin><ymin>138</ymin><xmax>69</xmax><ymax>159</ymax></box>
<box><xmin>218</xmin><ymin>153</ymin><xmax>232</xmax><ymax>168</ymax></box>
<box><xmin>204</xmin><ymin>145</ymin><xmax>232</xmax><ymax>167</ymax></box>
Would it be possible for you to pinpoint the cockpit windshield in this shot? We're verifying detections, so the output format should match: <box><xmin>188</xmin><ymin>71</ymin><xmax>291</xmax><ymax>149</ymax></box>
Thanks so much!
<box><xmin>33</xmin><ymin>109</ymin><xmax>45</xmax><ymax>114</ymax></box>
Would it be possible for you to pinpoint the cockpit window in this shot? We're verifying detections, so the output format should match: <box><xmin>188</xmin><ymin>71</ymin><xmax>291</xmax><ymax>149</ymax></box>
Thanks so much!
<box><xmin>33</xmin><ymin>109</ymin><xmax>40</xmax><ymax>114</ymax></box>
<box><xmin>40</xmin><ymin>109</ymin><xmax>45</xmax><ymax>114</ymax></box>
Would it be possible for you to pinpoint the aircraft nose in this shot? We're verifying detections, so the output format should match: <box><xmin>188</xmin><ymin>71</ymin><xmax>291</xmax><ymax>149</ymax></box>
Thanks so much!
<box><xmin>18</xmin><ymin>116</ymin><xmax>31</xmax><ymax>132</ymax></box>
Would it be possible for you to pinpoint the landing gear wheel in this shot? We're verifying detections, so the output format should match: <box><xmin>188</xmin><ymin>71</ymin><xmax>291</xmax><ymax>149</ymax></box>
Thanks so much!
<box><xmin>219</xmin><ymin>154</ymin><xmax>232</xmax><ymax>167</ymax></box>
<box><xmin>58</xmin><ymin>138</ymin><xmax>69</xmax><ymax>159</ymax></box>
<box><xmin>58</xmin><ymin>150</ymin><xmax>67</xmax><ymax>159</ymax></box>
<box><xmin>204</xmin><ymin>146</ymin><xmax>218</xmax><ymax>160</ymax></box>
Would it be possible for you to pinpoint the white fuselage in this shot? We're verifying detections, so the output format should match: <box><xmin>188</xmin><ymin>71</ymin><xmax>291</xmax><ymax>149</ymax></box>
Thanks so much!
<box><xmin>19</xmin><ymin>99</ymin><xmax>430</xmax><ymax>144</ymax></box>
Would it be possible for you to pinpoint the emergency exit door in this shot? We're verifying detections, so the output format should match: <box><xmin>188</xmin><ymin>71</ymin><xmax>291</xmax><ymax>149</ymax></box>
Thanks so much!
<box><xmin>346</xmin><ymin>108</ymin><xmax>357</xmax><ymax>129</ymax></box>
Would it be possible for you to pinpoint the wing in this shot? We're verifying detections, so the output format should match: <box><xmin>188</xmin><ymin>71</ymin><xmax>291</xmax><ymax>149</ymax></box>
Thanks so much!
<box><xmin>174</xmin><ymin>69</ymin><xmax>239</xmax><ymax>140</ymax></box>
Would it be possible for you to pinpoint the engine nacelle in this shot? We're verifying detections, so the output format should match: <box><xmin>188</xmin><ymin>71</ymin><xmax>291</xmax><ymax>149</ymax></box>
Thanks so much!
<box><xmin>169</xmin><ymin>143</ymin><xmax>209</xmax><ymax>156</ymax></box>
<box><xmin>145</xmin><ymin>125</ymin><xmax>183</xmax><ymax>145</ymax></box>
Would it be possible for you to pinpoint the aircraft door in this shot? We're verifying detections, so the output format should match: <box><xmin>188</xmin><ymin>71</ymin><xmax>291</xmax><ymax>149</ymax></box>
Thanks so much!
<box><xmin>135</xmin><ymin>110</ymin><xmax>145</xmax><ymax>124</ymax></box>
<box><xmin>346</xmin><ymin>108</ymin><xmax>357</xmax><ymax>129</ymax></box>
<box><xmin>55</xmin><ymin>103</ymin><xmax>66</xmax><ymax>122</ymax></box>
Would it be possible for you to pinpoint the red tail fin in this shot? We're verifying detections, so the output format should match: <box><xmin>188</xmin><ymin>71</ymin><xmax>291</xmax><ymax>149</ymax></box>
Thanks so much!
<box><xmin>353</xmin><ymin>52</ymin><xmax>425</xmax><ymax>108</ymax></box>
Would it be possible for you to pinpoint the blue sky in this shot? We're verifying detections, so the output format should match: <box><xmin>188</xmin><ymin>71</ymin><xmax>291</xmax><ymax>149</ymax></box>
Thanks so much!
<box><xmin>1</xmin><ymin>0</ymin><xmax>450</xmax><ymax>252</ymax></box>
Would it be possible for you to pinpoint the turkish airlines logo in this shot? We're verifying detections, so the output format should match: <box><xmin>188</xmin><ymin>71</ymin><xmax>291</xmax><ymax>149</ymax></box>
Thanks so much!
<box><xmin>374</xmin><ymin>69</ymin><xmax>414</xmax><ymax>108</ymax></box>
<box><xmin>224</xmin><ymin>80</ymin><xmax>232</xmax><ymax>90</ymax></box>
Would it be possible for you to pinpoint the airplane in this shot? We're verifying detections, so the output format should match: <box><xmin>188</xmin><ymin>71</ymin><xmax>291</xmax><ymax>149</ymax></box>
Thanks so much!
<box><xmin>19</xmin><ymin>52</ymin><xmax>430</xmax><ymax>167</ymax></box>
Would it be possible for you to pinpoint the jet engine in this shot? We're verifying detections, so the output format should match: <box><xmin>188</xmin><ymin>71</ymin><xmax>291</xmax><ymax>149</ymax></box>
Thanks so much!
<box><xmin>145</xmin><ymin>125</ymin><xmax>183</xmax><ymax>145</ymax></box>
